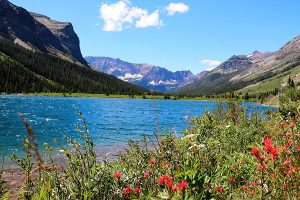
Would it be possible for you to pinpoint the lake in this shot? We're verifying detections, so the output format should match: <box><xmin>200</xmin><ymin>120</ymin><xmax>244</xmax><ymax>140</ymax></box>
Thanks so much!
<box><xmin>0</xmin><ymin>95</ymin><xmax>274</xmax><ymax>161</ymax></box>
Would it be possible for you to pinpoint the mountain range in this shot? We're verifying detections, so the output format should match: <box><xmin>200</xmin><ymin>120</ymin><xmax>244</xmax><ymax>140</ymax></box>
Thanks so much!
<box><xmin>178</xmin><ymin>35</ymin><xmax>300</xmax><ymax>95</ymax></box>
<box><xmin>0</xmin><ymin>0</ymin><xmax>299</xmax><ymax>96</ymax></box>
<box><xmin>85</xmin><ymin>57</ymin><xmax>200</xmax><ymax>92</ymax></box>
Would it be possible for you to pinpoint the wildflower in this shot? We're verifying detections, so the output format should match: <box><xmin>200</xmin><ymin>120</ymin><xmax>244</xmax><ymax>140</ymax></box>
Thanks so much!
<box><xmin>256</xmin><ymin>180</ymin><xmax>262</xmax><ymax>186</ymax></box>
<box><xmin>271</xmin><ymin>173</ymin><xmax>275</xmax><ymax>179</ymax></box>
<box><xmin>143</xmin><ymin>172</ymin><xmax>150</xmax><ymax>178</ymax></box>
<box><xmin>123</xmin><ymin>186</ymin><xmax>132</xmax><ymax>195</ymax></box>
<box><xmin>298</xmin><ymin>146</ymin><xmax>300</xmax><ymax>151</ymax></box>
<box><xmin>159</xmin><ymin>175</ymin><xmax>169</xmax><ymax>185</ymax></box>
<box><xmin>263</xmin><ymin>137</ymin><xmax>278</xmax><ymax>159</ymax></box>
<box><xmin>250</xmin><ymin>182</ymin><xmax>256</xmax><ymax>187</ymax></box>
<box><xmin>280</xmin><ymin>121</ymin><xmax>287</xmax><ymax>128</ymax></box>
<box><xmin>230</xmin><ymin>163</ymin><xmax>237</xmax><ymax>170</ymax></box>
<box><xmin>135</xmin><ymin>187</ymin><xmax>141</xmax><ymax>194</ymax></box>
<box><xmin>215</xmin><ymin>186</ymin><xmax>224</xmax><ymax>193</ymax></box>
<box><xmin>179</xmin><ymin>180</ymin><xmax>187</xmax><ymax>192</ymax></box>
<box><xmin>263</xmin><ymin>137</ymin><xmax>273</xmax><ymax>153</ymax></box>
<box><xmin>164</xmin><ymin>163</ymin><xmax>171</xmax><ymax>169</ymax></box>
<box><xmin>150</xmin><ymin>159</ymin><xmax>156</xmax><ymax>165</ymax></box>
<box><xmin>249</xmin><ymin>189</ymin><xmax>256</xmax><ymax>195</ymax></box>
<box><xmin>257</xmin><ymin>163</ymin><xmax>266</xmax><ymax>171</ymax></box>
<box><xmin>229</xmin><ymin>177</ymin><xmax>235</xmax><ymax>184</ymax></box>
<box><xmin>114</xmin><ymin>172</ymin><xmax>122</xmax><ymax>180</ymax></box>
<box><xmin>171</xmin><ymin>184</ymin><xmax>178</xmax><ymax>191</ymax></box>
<box><xmin>289</xmin><ymin>122</ymin><xmax>295</xmax><ymax>128</ymax></box>
<box><xmin>284</xmin><ymin>158</ymin><xmax>291</xmax><ymax>166</ymax></box>
<box><xmin>288</xmin><ymin>166</ymin><xmax>296</xmax><ymax>175</ymax></box>
<box><xmin>270</xmin><ymin>148</ymin><xmax>278</xmax><ymax>159</ymax></box>
<box><xmin>285</xmin><ymin>132</ymin><xmax>292</xmax><ymax>138</ymax></box>
<box><xmin>282</xmin><ymin>183</ymin><xmax>288</xmax><ymax>189</ymax></box>
<box><xmin>241</xmin><ymin>185</ymin><xmax>247</xmax><ymax>191</ymax></box>
<box><xmin>252</xmin><ymin>147</ymin><xmax>264</xmax><ymax>162</ymax></box>
<box><xmin>166</xmin><ymin>177</ymin><xmax>173</xmax><ymax>188</ymax></box>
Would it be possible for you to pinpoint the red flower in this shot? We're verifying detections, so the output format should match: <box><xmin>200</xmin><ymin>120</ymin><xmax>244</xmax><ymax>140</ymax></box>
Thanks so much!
<box><xmin>215</xmin><ymin>186</ymin><xmax>224</xmax><ymax>193</ymax></box>
<box><xmin>229</xmin><ymin>177</ymin><xmax>235</xmax><ymax>184</ymax></box>
<box><xmin>178</xmin><ymin>180</ymin><xmax>187</xmax><ymax>192</ymax></box>
<box><xmin>159</xmin><ymin>175</ymin><xmax>169</xmax><ymax>185</ymax></box>
<box><xmin>282</xmin><ymin>183</ymin><xmax>288</xmax><ymax>189</ymax></box>
<box><xmin>123</xmin><ymin>186</ymin><xmax>132</xmax><ymax>195</ymax></box>
<box><xmin>252</xmin><ymin>147</ymin><xmax>260</xmax><ymax>157</ymax></box>
<box><xmin>285</xmin><ymin>132</ymin><xmax>292</xmax><ymax>138</ymax></box>
<box><xmin>250</xmin><ymin>182</ymin><xmax>256</xmax><ymax>187</ymax></box>
<box><xmin>114</xmin><ymin>172</ymin><xmax>122</xmax><ymax>180</ymax></box>
<box><xmin>143</xmin><ymin>172</ymin><xmax>150</xmax><ymax>178</ymax></box>
<box><xmin>263</xmin><ymin>137</ymin><xmax>278</xmax><ymax>159</ymax></box>
<box><xmin>271</xmin><ymin>173</ymin><xmax>275</xmax><ymax>179</ymax></box>
<box><xmin>284</xmin><ymin>158</ymin><xmax>291</xmax><ymax>166</ymax></box>
<box><xmin>241</xmin><ymin>185</ymin><xmax>247</xmax><ymax>191</ymax></box>
<box><xmin>280</xmin><ymin>121</ymin><xmax>287</xmax><ymax>128</ymax></box>
<box><xmin>171</xmin><ymin>184</ymin><xmax>178</xmax><ymax>191</ymax></box>
<box><xmin>257</xmin><ymin>163</ymin><xmax>267</xmax><ymax>171</ymax></box>
<box><xmin>135</xmin><ymin>187</ymin><xmax>141</xmax><ymax>194</ymax></box>
<box><xmin>289</xmin><ymin>122</ymin><xmax>295</xmax><ymax>128</ymax></box>
<box><xmin>166</xmin><ymin>177</ymin><xmax>174</xmax><ymax>188</ymax></box>
<box><xmin>270</xmin><ymin>148</ymin><xmax>278</xmax><ymax>159</ymax></box>
<box><xmin>298</xmin><ymin>146</ymin><xmax>300</xmax><ymax>151</ymax></box>
<box><xmin>263</xmin><ymin>137</ymin><xmax>273</xmax><ymax>153</ymax></box>
<box><xmin>150</xmin><ymin>159</ymin><xmax>156</xmax><ymax>165</ymax></box>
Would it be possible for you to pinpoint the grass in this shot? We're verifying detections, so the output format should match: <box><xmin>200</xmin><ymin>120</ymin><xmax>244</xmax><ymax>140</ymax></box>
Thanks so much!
<box><xmin>0</xmin><ymin>88</ymin><xmax>299</xmax><ymax>199</ymax></box>
<box><xmin>237</xmin><ymin>65</ymin><xmax>300</xmax><ymax>95</ymax></box>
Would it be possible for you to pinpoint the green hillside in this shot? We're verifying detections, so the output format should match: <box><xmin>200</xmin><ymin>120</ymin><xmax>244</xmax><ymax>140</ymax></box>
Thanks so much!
<box><xmin>237</xmin><ymin>65</ymin><xmax>300</xmax><ymax>95</ymax></box>
<box><xmin>0</xmin><ymin>39</ymin><xmax>148</xmax><ymax>95</ymax></box>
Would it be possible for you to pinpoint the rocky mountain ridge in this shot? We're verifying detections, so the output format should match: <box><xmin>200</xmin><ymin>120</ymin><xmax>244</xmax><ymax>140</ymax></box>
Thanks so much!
<box><xmin>178</xmin><ymin>34</ymin><xmax>300</xmax><ymax>95</ymax></box>
<box><xmin>0</xmin><ymin>0</ymin><xmax>87</xmax><ymax>65</ymax></box>
<box><xmin>85</xmin><ymin>56</ymin><xmax>199</xmax><ymax>92</ymax></box>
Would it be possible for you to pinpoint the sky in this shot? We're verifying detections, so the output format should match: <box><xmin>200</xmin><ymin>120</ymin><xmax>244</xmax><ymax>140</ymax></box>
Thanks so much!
<box><xmin>9</xmin><ymin>0</ymin><xmax>300</xmax><ymax>74</ymax></box>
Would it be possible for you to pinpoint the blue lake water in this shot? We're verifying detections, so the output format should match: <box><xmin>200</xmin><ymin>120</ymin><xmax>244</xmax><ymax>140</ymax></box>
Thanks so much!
<box><xmin>0</xmin><ymin>95</ymin><xmax>274</xmax><ymax>160</ymax></box>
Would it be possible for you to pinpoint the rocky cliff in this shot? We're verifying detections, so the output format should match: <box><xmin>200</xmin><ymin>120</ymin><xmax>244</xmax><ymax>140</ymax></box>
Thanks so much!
<box><xmin>0</xmin><ymin>0</ymin><xmax>87</xmax><ymax>65</ymax></box>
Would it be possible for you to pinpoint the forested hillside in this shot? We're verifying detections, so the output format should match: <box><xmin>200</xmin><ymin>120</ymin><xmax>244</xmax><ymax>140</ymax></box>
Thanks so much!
<box><xmin>0</xmin><ymin>39</ymin><xmax>148</xmax><ymax>95</ymax></box>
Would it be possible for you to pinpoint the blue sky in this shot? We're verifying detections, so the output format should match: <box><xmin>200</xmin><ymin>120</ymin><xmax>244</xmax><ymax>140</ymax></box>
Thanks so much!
<box><xmin>9</xmin><ymin>0</ymin><xmax>300</xmax><ymax>74</ymax></box>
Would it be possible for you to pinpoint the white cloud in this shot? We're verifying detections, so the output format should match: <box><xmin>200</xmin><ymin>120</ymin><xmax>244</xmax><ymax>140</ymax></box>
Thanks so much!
<box><xmin>100</xmin><ymin>0</ymin><xmax>161</xmax><ymax>32</ymax></box>
<box><xmin>136</xmin><ymin>10</ymin><xmax>162</xmax><ymax>28</ymax></box>
<box><xmin>166</xmin><ymin>2</ymin><xmax>189</xmax><ymax>16</ymax></box>
<box><xmin>201</xmin><ymin>59</ymin><xmax>221</xmax><ymax>71</ymax></box>
<box><xmin>201</xmin><ymin>59</ymin><xmax>221</xmax><ymax>66</ymax></box>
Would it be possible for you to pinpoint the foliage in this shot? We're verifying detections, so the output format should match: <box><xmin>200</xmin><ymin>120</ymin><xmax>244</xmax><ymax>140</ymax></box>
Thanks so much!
<box><xmin>0</xmin><ymin>38</ymin><xmax>148</xmax><ymax>95</ymax></box>
<box><xmin>2</xmin><ymin>89</ymin><xmax>300</xmax><ymax>199</ymax></box>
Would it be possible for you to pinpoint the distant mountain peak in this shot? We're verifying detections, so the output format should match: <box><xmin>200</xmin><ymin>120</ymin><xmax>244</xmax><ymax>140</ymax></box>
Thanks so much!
<box><xmin>85</xmin><ymin>56</ymin><xmax>199</xmax><ymax>92</ymax></box>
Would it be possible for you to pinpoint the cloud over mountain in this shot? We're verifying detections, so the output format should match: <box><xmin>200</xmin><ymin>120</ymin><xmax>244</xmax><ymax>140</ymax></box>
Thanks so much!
<box><xmin>99</xmin><ymin>0</ymin><xmax>188</xmax><ymax>32</ymax></box>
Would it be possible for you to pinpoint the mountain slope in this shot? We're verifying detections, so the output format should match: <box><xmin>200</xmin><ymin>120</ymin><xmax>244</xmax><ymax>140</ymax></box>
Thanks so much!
<box><xmin>0</xmin><ymin>38</ymin><xmax>148</xmax><ymax>95</ymax></box>
<box><xmin>85</xmin><ymin>56</ymin><xmax>197</xmax><ymax>92</ymax></box>
<box><xmin>0</xmin><ymin>0</ymin><xmax>87</xmax><ymax>65</ymax></box>
<box><xmin>178</xmin><ymin>35</ymin><xmax>300</xmax><ymax>95</ymax></box>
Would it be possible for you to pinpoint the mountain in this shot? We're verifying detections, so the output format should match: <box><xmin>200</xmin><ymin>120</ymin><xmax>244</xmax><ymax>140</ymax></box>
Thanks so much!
<box><xmin>0</xmin><ymin>0</ymin><xmax>87</xmax><ymax>65</ymax></box>
<box><xmin>178</xmin><ymin>35</ymin><xmax>300</xmax><ymax>95</ymax></box>
<box><xmin>85</xmin><ymin>56</ymin><xmax>197</xmax><ymax>92</ymax></box>
<box><xmin>0</xmin><ymin>38</ymin><xmax>148</xmax><ymax>95</ymax></box>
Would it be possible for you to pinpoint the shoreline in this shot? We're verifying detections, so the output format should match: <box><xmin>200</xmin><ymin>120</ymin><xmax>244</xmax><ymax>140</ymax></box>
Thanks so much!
<box><xmin>0</xmin><ymin>92</ymin><xmax>265</xmax><ymax>103</ymax></box>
